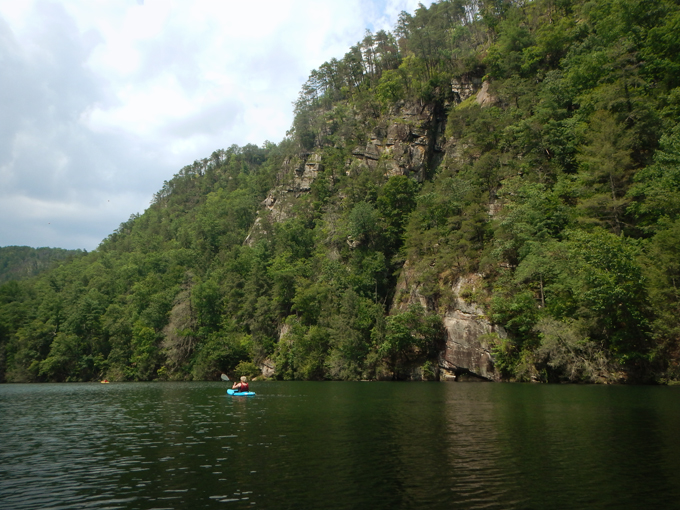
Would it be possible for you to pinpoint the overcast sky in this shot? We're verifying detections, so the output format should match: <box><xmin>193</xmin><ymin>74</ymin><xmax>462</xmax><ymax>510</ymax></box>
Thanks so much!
<box><xmin>0</xmin><ymin>0</ymin><xmax>425</xmax><ymax>251</ymax></box>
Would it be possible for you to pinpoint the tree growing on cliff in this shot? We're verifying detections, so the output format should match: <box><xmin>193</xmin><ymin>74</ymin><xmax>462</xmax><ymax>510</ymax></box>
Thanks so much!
<box><xmin>373</xmin><ymin>304</ymin><xmax>444</xmax><ymax>379</ymax></box>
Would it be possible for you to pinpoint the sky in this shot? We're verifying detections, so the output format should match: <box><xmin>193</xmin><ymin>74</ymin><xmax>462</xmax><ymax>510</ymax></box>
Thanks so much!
<box><xmin>0</xmin><ymin>0</ymin><xmax>426</xmax><ymax>251</ymax></box>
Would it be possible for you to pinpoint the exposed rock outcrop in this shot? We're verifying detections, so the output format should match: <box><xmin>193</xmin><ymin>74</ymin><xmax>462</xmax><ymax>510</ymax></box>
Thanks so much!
<box><xmin>475</xmin><ymin>80</ymin><xmax>496</xmax><ymax>107</ymax></box>
<box><xmin>439</xmin><ymin>311</ymin><xmax>505</xmax><ymax>382</ymax></box>
<box><xmin>451</xmin><ymin>76</ymin><xmax>481</xmax><ymax>103</ymax></box>
<box><xmin>393</xmin><ymin>266</ymin><xmax>506</xmax><ymax>381</ymax></box>
<box><xmin>246</xmin><ymin>100</ymin><xmax>449</xmax><ymax>246</ymax></box>
<box><xmin>259</xmin><ymin>358</ymin><xmax>276</xmax><ymax>379</ymax></box>
<box><xmin>351</xmin><ymin>101</ymin><xmax>446</xmax><ymax>181</ymax></box>
<box><xmin>245</xmin><ymin>151</ymin><xmax>325</xmax><ymax>245</ymax></box>
<box><xmin>296</xmin><ymin>153</ymin><xmax>322</xmax><ymax>191</ymax></box>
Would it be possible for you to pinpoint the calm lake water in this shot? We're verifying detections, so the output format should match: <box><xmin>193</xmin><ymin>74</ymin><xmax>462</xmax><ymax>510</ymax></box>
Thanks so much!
<box><xmin>1</xmin><ymin>381</ymin><xmax>679</xmax><ymax>510</ymax></box>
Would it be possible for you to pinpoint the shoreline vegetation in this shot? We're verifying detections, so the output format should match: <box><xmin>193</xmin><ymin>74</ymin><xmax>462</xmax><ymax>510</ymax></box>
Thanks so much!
<box><xmin>1</xmin><ymin>0</ymin><xmax>680</xmax><ymax>385</ymax></box>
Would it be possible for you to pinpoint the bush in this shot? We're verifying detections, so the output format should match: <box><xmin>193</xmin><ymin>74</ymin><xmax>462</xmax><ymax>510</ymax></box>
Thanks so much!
<box><xmin>234</xmin><ymin>361</ymin><xmax>260</xmax><ymax>379</ymax></box>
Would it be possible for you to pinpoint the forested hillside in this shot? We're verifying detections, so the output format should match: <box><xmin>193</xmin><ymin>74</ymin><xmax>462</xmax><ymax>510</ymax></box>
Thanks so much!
<box><xmin>1</xmin><ymin>0</ymin><xmax>679</xmax><ymax>384</ymax></box>
<box><xmin>0</xmin><ymin>247</ymin><xmax>83</xmax><ymax>285</ymax></box>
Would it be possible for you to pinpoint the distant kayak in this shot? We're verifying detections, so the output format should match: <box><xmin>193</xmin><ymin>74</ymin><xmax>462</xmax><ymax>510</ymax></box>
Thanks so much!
<box><xmin>227</xmin><ymin>389</ymin><xmax>255</xmax><ymax>396</ymax></box>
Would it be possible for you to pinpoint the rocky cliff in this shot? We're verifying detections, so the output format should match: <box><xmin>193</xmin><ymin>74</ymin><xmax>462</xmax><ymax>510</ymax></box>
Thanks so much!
<box><xmin>351</xmin><ymin>100</ymin><xmax>447</xmax><ymax>181</ymax></box>
<box><xmin>249</xmin><ymin>79</ymin><xmax>507</xmax><ymax>381</ymax></box>
<box><xmin>392</xmin><ymin>263</ymin><xmax>506</xmax><ymax>381</ymax></box>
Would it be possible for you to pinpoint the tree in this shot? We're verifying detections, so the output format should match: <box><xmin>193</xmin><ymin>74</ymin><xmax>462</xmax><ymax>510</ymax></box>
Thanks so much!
<box><xmin>627</xmin><ymin>123</ymin><xmax>680</xmax><ymax>229</ymax></box>
<box><xmin>39</xmin><ymin>333</ymin><xmax>85</xmax><ymax>382</ymax></box>
<box><xmin>376</xmin><ymin>176</ymin><xmax>419</xmax><ymax>259</ymax></box>
<box><xmin>564</xmin><ymin>229</ymin><xmax>650</xmax><ymax>361</ymax></box>
<box><xmin>576</xmin><ymin>111</ymin><xmax>635</xmax><ymax>235</ymax></box>
<box><xmin>374</xmin><ymin>304</ymin><xmax>444</xmax><ymax>378</ymax></box>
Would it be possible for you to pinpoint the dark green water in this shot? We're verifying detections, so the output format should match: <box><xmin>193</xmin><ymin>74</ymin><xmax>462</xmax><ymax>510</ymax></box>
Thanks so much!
<box><xmin>1</xmin><ymin>381</ymin><xmax>679</xmax><ymax>510</ymax></box>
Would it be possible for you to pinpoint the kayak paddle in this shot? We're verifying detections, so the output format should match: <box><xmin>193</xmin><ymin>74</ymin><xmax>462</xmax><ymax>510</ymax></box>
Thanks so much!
<box><xmin>220</xmin><ymin>373</ymin><xmax>229</xmax><ymax>381</ymax></box>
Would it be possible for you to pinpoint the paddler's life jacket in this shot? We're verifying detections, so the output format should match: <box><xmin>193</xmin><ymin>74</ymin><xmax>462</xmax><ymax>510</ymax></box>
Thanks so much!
<box><xmin>239</xmin><ymin>382</ymin><xmax>249</xmax><ymax>392</ymax></box>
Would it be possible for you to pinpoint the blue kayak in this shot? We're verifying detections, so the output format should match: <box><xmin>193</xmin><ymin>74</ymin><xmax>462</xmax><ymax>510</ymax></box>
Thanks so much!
<box><xmin>227</xmin><ymin>389</ymin><xmax>256</xmax><ymax>396</ymax></box>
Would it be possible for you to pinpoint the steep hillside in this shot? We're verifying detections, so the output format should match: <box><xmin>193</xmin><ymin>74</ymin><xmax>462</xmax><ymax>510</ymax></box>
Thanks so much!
<box><xmin>0</xmin><ymin>247</ymin><xmax>84</xmax><ymax>284</ymax></box>
<box><xmin>1</xmin><ymin>0</ymin><xmax>679</xmax><ymax>384</ymax></box>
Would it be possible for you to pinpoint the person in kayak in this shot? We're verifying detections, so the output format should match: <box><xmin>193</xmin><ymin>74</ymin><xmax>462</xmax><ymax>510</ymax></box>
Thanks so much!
<box><xmin>232</xmin><ymin>376</ymin><xmax>249</xmax><ymax>393</ymax></box>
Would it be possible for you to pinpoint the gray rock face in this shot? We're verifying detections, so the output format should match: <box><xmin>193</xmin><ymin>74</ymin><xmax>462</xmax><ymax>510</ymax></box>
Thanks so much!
<box><xmin>251</xmin><ymin>100</ymin><xmax>450</xmax><ymax>250</ymax></box>
<box><xmin>296</xmin><ymin>153</ymin><xmax>322</xmax><ymax>191</ymax></box>
<box><xmin>451</xmin><ymin>76</ymin><xmax>481</xmax><ymax>103</ymax></box>
<box><xmin>386</xmin><ymin>122</ymin><xmax>411</xmax><ymax>144</ymax></box>
<box><xmin>449</xmin><ymin>76</ymin><xmax>496</xmax><ymax>107</ymax></box>
<box><xmin>475</xmin><ymin>80</ymin><xmax>496</xmax><ymax>107</ymax></box>
<box><xmin>393</xmin><ymin>267</ymin><xmax>506</xmax><ymax>381</ymax></box>
<box><xmin>439</xmin><ymin>310</ymin><xmax>504</xmax><ymax>381</ymax></box>
<box><xmin>259</xmin><ymin>358</ymin><xmax>275</xmax><ymax>379</ymax></box>
<box><xmin>440</xmin><ymin>276</ymin><xmax>506</xmax><ymax>381</ymax></box>
<box><xmin>246</xmin><ymin>151</ymin><xmax>325</xmax><ymax>245</ymax></box>
<box><xmin>351</xmin><ymin>101</ymin><xmax>446</xmax><ymax>181</ymax></box>
<box><xmin>263</xmin><ymin>194</ymin><xmax>276</xmax><ymax>208</ymax></box>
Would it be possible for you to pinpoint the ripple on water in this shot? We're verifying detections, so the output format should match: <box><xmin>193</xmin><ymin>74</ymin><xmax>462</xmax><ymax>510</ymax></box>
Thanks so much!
<box><xmin>3</xmin><ymin>382</ymin><xmax>680</xmax><ymax>509</ymax></box>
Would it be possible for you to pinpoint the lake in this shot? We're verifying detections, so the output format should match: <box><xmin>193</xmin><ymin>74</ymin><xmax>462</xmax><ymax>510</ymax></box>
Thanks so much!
<box><xmin>1</xmin><ymin>381</ymin><xmax>679</xmax><ymax>509</ymax></box>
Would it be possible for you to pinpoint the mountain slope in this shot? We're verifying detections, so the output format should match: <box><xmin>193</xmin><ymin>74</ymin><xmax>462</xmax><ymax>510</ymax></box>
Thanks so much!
<box><xmin>0</xmin><ymin>246</ymin><xmax>83</xmax><ymax>285</ymax></box>
<box><xmin>1</xmin><ymin>0</ymin><xmax>679</xmax><ymax>384</ymax></box>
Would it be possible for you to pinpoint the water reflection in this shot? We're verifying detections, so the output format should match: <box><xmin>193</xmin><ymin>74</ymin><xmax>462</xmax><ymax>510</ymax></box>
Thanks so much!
<box><xmin>485</xmin><ymin>385</ymin><xmax>680</xmax><ymax>509</ymax></box>
<box><xmin>1</xmin><ymin>382</ymin><xmax>680</xmax><ymax>509</ymax></box>
<box><xmin>440</xmin><ymin>384</ymin><xmax>515</xmax><ymax>509</ymax></box>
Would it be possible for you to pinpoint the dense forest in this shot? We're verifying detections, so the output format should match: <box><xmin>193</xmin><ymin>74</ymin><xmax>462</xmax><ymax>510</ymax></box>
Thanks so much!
<box><xmin>0</xmin><ymin>247</ymin><xmax>84</xmax><ymax>285</ymax></box>
<box><xmin>1</xmin><ymin>0</ymin><xmax>679</xmax><ymax>384</ymax></box>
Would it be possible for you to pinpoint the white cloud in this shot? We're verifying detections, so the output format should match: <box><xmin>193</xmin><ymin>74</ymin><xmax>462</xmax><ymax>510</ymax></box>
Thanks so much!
<box><xmin>0</xmin><ymin>0</ymin><xmax>430</xmax><ymax>250</ymax></box>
